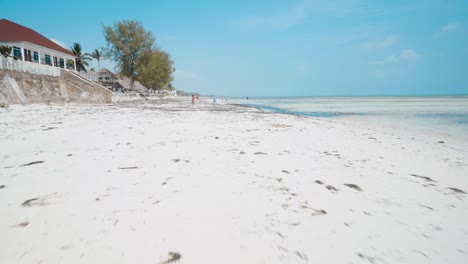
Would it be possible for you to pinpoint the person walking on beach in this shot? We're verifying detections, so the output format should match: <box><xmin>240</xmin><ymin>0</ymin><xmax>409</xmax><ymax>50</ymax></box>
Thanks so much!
<box><xmin>191</xmin><ymin>94</ymin><xmax>195</xmax><ymax>104</ymax></box>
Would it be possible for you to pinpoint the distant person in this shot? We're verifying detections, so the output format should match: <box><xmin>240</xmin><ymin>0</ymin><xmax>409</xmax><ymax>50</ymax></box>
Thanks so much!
<box><xmin>246</xmin><ymin>97</ymin><xmax>249</xmax><ymax>100</ymax></box>
<box><xmin>213</xmin><ymin>98</ymin><xmax>216</xmax><ymax>104</ymax></box>
<box><xmin>191</xmin><ymin>94</ymin><xmax>195</xmax><ymax>104</ymax></box>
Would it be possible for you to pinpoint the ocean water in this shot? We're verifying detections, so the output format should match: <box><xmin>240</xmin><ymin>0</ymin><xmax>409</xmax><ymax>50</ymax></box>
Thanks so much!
<box><xmin>233</xmin><ymin>96</ymin><xmax>468</xmax><ymax>141</ymax></box>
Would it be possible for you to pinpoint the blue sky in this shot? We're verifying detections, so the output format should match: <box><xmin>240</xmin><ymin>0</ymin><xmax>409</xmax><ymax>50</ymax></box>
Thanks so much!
<box><xmin>2</xmin><ymin>0</ymin><xmax>467</xmax><ymax>96</ymax></box>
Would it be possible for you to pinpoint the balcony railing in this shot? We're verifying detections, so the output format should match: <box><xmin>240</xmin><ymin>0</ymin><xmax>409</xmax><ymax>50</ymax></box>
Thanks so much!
<box><xmin>0</xmin><ymin>55</ymin><xmax>60</xmax><ymax>77</ymax></box>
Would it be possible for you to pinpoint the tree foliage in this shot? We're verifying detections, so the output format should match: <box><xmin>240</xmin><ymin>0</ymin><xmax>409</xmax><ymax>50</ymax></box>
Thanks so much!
<box><xmin>0</xmin><ymin>45</ymin><xmax>12</xmax><ymax>57</ymax></box>
<box><xmin>90</xmin><ymin>49</ymin><xmax>102</xmax><ymax>70</ymax></box>
<box><xmin>71</xmin><ymin>43</ymin><xmax>91</xmax><ymax>72</ymax></box>
<box><xmin>136</xmin><ymin>49</ymin><xmax>175</xmax><ymax>90</ymax></box>
<box><xmin>103</xmin><ymin>20</ymin><xmax>155</xmax><ymax>88</ymax></box>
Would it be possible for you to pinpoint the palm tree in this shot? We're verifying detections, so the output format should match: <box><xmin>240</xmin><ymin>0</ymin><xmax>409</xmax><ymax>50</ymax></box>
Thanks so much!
<box><xmin>71</xmin><ymin>43</ymin><xmax>91</xmax><ymax>72</ymax></box>
<box><xmin>90</xmin><ymin>49</ymin><xmax>102</xmax><ymax>71</ymax></box>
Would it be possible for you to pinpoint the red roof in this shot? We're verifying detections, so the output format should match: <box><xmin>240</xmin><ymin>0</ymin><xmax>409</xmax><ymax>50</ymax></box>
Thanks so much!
<box><xmin>0</xmin><ymin>19</ymin><xmax>75</xmax><ymax>57</ymax></box>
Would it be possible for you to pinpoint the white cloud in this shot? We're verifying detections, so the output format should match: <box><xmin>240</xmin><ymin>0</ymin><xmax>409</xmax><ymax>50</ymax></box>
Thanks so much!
<box><xmin>174</xmin><ymin>70</ymin><xmax>198</xmax><ymax>80</ymax></box>
<box><xmin>372</xmin><ymin>49</ymin><xmax>420</xmax><ymax>65</ymax></box>
<box><xmin>371</xmin><ymin>55</ymin><xmax>398</xmax><ymax>65</ymax></box>
<box><xmin>441</xmin><ymin>23</ymin><xmax>459</xmax><ymax>33</ymax></box>
<box><xmin>362</xmin><ymin>36</ymin><xmax>398</xmax><ymax>49</ymax></box>
<box><xmin>435</xmin><ymin>23</ymin><xmax>461</xmax><ymax>37</ymax></box>
<box><xmin>233</xmin><ymin>0</ymin><xmax>363</xmax><ymax>31</ymax></box>
<box><xmin>400</xmin><ymin>49</ymin><xmax>420</xmax><ymax>62</ymax></box>
<box><xmin>50</xmin><ymin>38</ymin><xmax>68</xmax><ymax>49</ymax></box>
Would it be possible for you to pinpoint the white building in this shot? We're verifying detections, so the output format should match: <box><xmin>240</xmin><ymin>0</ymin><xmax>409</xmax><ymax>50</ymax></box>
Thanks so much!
<box><xmin>0</xmin><ymin>19</ymin><xmax>76</xmax><ymax>70</ymax></box>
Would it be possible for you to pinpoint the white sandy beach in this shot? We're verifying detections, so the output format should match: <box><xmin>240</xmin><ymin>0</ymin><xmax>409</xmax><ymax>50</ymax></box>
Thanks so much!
<box><xmin>1</xmin><ymin>96</ymin><xmax>467</xmax><ymax>264</ymax></box>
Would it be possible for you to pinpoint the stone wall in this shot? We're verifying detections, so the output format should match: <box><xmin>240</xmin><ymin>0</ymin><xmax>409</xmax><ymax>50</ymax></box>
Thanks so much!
<box><xmin>0</xmin><ymin>69</ymin><xmax>112</xmax><ymax>105</ymax></box>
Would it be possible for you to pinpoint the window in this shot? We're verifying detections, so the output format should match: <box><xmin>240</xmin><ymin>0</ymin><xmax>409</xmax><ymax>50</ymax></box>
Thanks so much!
<box><xmin>45</xmin><ymin>55</ymin><xmax>51</xmax><ymax>65</ymax></box>
<box><xmin>13</xmin><ymin>47</ymin><xmax>22</xmax><ymax>59</ymax></box>
<box><xmin>24</xmin><ymin>49</ymin><xmax>32</xmax><ymax>61</ymax></box>
<box><xmin>53</xmin><ymin>56</ymin><xmax>58</xmax><ymax>67</ymax></box>
<box><xmin>66</xmin><ymin>59</ymin><xmax>74</xmax><ymax>70</ymax></box>
<box><xmin>59</xmin><ymin>58</ymin><xmax>64</xmax><ymax>68</ymax></box>
<box><xmin>33</xmin><ymin>52</ymin><xmax>39</xmax><ymax>62</ymax></box>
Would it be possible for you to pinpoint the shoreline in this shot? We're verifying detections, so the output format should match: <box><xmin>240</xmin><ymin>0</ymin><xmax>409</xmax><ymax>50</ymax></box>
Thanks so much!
<box><xmin>1</xmin><ymin>97</ymin><xmax>467</xmax><ymax>263</ymax></box>
<box><xmin>229</xmin><ymin>97</ymin><xmax>468</xmax><ymax>146</ymax></box>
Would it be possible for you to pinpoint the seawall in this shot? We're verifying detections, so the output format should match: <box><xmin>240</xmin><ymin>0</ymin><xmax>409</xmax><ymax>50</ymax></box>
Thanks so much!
<box><xmin>0</xmin><ymin>69</ymin><xmax>112</xmax><ymax>105</ymax></box>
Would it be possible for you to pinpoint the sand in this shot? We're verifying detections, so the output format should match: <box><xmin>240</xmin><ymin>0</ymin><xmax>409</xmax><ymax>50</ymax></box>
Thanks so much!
<box><xmin>0</xmin><ymin>96</ymin><xmax>467</xmax><ymax>263</ymax></box>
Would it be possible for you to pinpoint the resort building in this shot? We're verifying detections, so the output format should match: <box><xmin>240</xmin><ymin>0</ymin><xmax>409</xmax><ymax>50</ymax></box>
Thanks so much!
<box><xmin>96</xmin><ymin>68</ymin><xmax>147</xmax><ymax>93</ymax></box>
<box><xmin>0</xmin><ymin>19</ymin><xmax>76</xmax><ymax>70</ymax></box>
<box><xmin>98</xmin><ymin>68</ymin><xmax>118</xmax><ymax>89</ymax></box>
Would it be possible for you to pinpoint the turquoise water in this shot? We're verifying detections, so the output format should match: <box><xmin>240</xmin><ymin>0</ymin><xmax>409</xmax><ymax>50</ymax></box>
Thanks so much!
<box><xmin>234</xmin><ymin>96</ymin><xmax>468</xmax><ymax>140</ymax></box>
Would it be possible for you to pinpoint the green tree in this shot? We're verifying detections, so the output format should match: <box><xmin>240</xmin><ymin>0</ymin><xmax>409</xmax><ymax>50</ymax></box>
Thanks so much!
<box><xmin>90</xmin><ymin>49</ymin><xmax>102</xmax><ymax>70</ymax></box>
<box><xmin>0</xmin><ymin>45</ymin><xmax>12</xmax><ymax>57</ymax></box>
<box><xmin>71</xmin><ymin>43</ymin><xmax>91</xmax><ymax>72</ymax></box>
<box><xmin>136</xmin><ymin>49</ymin><xmax>175</xmax><ymax>90</ymax></box>
<box><xmin>103</xmin><ymin>20</ymin><xmax>155</xmax><ymax>88</ymax></box>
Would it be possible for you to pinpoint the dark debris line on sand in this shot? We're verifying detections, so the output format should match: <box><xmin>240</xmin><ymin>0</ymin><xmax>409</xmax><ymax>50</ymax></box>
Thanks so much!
<box><xmin>118</xmin><ymin>166</ymin><xmax>138</xmax><ymax>170</ymax></box>
<box><xmin>448</xmin><ymin>187</ymin><xmax>466</xmax><ymax>194</ymax></box>
<box><xmin>410</xmin><ymin>174</ymin><xmax>436</xmax><ymax>182</ymax></box>
<box><xmin>344</xmin><ymin>183</ymin><xmax>363</xmax><ymax>192</ymax></box>
<box><xmin>356</xmin><ymin>252</ymin><xmax>376</xmax><ymax>264</ymax></box>
<box><xmin>21</xmin><ymin>198</ymin><xmax>39</xmax><ymax>207</ymax></box>
<box><xmin>20</xmin><ymin>161</ymin><xmax>44</xmax><ymax>167</ymax></box>
<box><xmin>13</xmin><ymin>221</ymin><xmax>30</xmax><ymax>228</ymax></box>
